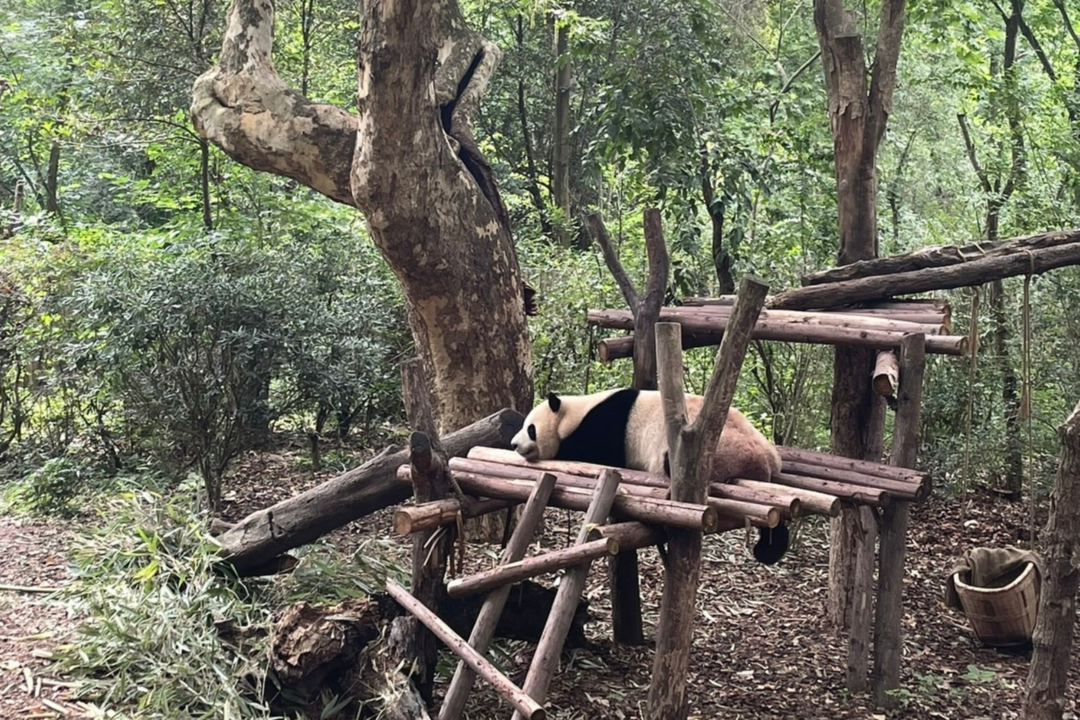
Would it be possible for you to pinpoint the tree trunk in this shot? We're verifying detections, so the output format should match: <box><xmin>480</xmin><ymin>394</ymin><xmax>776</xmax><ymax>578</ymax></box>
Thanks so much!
<box><xmin>1023</xmin><ymin>399</ymin><xmax>1080</xmax><ymax>720</ymax></box>
<box><xmin>192</xmin><ymin>0</ymin><xmax>534</xmax><ymax>441</ymax></box>
<box><xmin>700</xmin><ymin>154</ymin><xmax>735</xmax><ymax>294</ymax></box>
<box><xmin>813</xmin><ymin>0</ymin><xmax>906</xmax><ymax>689</ymax></box>
<box><xmin>552</xmin><ymin>19</ymin><xmax>572</xmax><ymax>245</ymax></box>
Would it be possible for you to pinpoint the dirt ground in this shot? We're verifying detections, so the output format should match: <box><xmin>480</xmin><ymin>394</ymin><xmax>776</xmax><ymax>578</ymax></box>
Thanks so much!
<box><xmin>1</xmin><ymin>445</ymin><xmax>1077</xmax><ymax>720</ymax></box>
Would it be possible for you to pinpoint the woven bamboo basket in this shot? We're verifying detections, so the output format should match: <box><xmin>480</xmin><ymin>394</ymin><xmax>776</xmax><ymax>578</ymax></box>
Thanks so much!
<box><xmin>952</xmin><ymin>562</ymin><xmax>1040</xmax><ymax>646</ymax></box>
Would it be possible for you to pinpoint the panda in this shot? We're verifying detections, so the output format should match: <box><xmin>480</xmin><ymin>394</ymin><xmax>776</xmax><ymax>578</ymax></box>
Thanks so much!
<box><xmin>511</xmin><ymin>388</ymin><xmax>789</xmax><ymax>565</ymax></box>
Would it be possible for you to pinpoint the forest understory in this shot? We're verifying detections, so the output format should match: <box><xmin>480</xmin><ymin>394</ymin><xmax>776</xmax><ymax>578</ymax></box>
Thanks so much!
<box><xmin>1</xmin><ymin>444</ymin><xmax>1075</xmax><ymax>720</ymax></box>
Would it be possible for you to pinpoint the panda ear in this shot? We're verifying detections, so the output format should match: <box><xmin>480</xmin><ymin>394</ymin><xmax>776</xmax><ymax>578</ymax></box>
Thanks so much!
<box><xmin>546</xmin><ymin>393</ymin><xmax>562</xmax><ymax>413</ymax></box>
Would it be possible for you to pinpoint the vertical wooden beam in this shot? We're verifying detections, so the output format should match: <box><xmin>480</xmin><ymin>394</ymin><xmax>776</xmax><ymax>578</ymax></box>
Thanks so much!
<box><xmin>646</xmin><ymin>276</ymin><xmax>768</xmax><ymax>720</ymax></box>
<box><xmin>403</xmin><ymin>358</ymin><xmax>450</xmax><ymax>706</ymax></box>
<box><xmin>511</xmin><ymin>469</ymin><xmax>622</xmax><ymax>720</ymax></box>
<box><xmin>871</xmin><ymin>333</ymin><xmax>925</xmax><ymax>706</ymax></box>
<box><xmin>440</xmin><ymin>473</ymin><xmax>557</xmax><ymax>720</ymax></box>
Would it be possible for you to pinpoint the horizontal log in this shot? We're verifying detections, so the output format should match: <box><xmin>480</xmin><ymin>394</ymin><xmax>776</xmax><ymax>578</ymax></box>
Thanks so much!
<box><xmin>781</xmin><ymin>461</ymin><xmax>926</xmax><ymax>501</ymax></box>
<box><xmin>799</xmin><ymin>228</ymin><xmax>1080</xmax><ymax>286</ymax></box>
<box><xmin>585</xmin><ymin>521</ymin><xmax>666</xmax><ymax>546</ymax></box>
<box><xmin>873</xmin><ymin>351</ymin><xmax>899</xmax><ymax>397</ymax></box>
<box><xmin>458</xmin><ymin>452</ymin><xmax>667</xmax><ymax>488</ymax></box>
<box><xmin>588</xmin><ymin>308</ymin><xmax>967</xmax><ymax>355</ymax></box>
<box><xmin>214</xmin><ymin>409</ymin><xmax>524</xmax><ymax>575</ymax></box>
<box><xmin>446</xmin><ymin>538</ymin><xmax>619</xmax><ymax>599</ymax></box>
<box><xmin>386</xmin><ymin>580</ymin><xmax>546</xmax><ymax>720</ymax></box>
<box><xmin>392</xmin><ymin>496</ymin><xmax>514</xmax><ymax>535</ymax></box>
<box><xmin>422</xmin><ymin>470</ymin><xmax>720</xmax><ymax>532</ymax></box>
<box><xmin>709</xmin><ymin>482</ymin><xmax>800</xmax><ymax>519</ymax></box>
<box><xmin>661</xmin><ymin>305</ymin><xmax>946</xmax><ymax>335</ymax></box>
<box><xmin>455</xmin><ymin>455</ymin><xmax>783</xmax><ymax>527</ymax></box>
<box><xmin>776</xmin><ymin>446</ymin><xmax>926</xmax><ymax>483</ymax></box>
<box><xmin>728</xmin><ymin>478</ymin><xmax>841</xmax><ymax>517</ymax></box>
<box><xmin>681</xmin><ymin>297</ymin><xmax>948</xmax><ymax>310</ymax></box>
<box><xmin>771</xmin><ymin>472</ymin><xmax>892</xmax><ymax>507</ymax></box>
<box><xmin>769</xmin><ymin>241</ymin><xmax>1080</xmax><ymax>310</ymax></box>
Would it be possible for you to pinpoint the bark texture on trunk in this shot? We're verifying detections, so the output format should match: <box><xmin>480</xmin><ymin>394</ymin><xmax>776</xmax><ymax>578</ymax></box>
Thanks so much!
<box><xmin>192</xmin><ymin>0</ymin><xmax>534</xmax><ymax>434</ymax></box>
<box><xmin>813</xmin><ymin>0</ymin><xmax>906</xmax><ymax>677</ymax></box>
<box><xmin>1023</xmin><ymin>399</ymin><xmax>1080</xmax><ymax>720</ymax></box>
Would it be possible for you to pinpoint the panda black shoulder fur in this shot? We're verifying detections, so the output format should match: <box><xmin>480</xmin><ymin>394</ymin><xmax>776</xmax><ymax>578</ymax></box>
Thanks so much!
<box><xmin>512</xmin><ymin>388</ymin><xmax>789</xmax><ymax>565</ymax></box>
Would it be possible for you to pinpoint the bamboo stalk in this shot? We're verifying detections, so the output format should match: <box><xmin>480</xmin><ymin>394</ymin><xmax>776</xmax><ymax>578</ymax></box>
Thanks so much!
<box><xmin>385</xmin><ymin>580</ymin><xmax>546</xmax><ymax>720</ymax></box>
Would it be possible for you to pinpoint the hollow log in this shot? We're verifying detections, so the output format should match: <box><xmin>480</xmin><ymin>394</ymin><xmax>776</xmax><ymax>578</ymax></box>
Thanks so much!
<box><xmin>587</xmin><ymin>308</ymin><xmax>967</xmax><ymax>355</ymax></box>
<box><xmin>512</xmin><ymin>470</ymin><xmax>623</xmax><ymax>720</ymax></box>
<box><xmin>771</xmin><ymin>472</ymin><xmax>892</xmax><ymax>508</ymax></box>
<box><xmin>386</xmin><ymin>580</ymin><xmax>546</xmax><ymax>720</ymax></box>
<box><xmin>213</xmin><ymin>409</ymin><xmax>524</xmax><ymax>575</ymax></box>
<box><xmin>873</xmin><ymin>351</ymin><xmax>899</xmax><ymax>397</ymax></box>
<box><xmin>392</xmin><ymin>496</ymin><xmax>513</xmax><ymax>536</ymax></box>
<box><xmin>777</xmin><ymin>447</ymin><xmax>926</xmax><ymax>483</ymax></box>
<box><xmin>769</xmin><ymin>242</ymin><xmax>1080</xmax><ymax>310</ymax></box>
<box><xmin>781</xmin><ymin>461</ymin><xmax>926</xmax><ymax>501</ymax></box>
<box><xmin>446</xmin><ymin>538</ymin><xmax>619</xmax><ymax>599</ymax></box>
<box><xmin>731</xmin><ymin>478</ymin><xmax>840</xmax><ymax>517</ymax></box>
<box><xmin>440</xmin><ymin>474</ymin><xmax>556</xmax><ymax>720</ymax></box>
<box><xmin>800</xmin><ymin>227</ymin><xmax>1080</xmax><ymax>286</ymax></box>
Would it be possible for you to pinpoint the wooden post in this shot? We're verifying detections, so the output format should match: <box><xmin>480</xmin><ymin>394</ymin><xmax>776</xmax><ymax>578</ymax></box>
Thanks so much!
<box><xmin>511</xmin><ymin>469</ymin><xmax>623</xmax><ymax>720</ymax></box>
<box><xmin>439</xmin><ymin>473</ymin><xmax>556</xmax><ymax>720</ymax></box>
<box><xmin>386</xmin><ymin>581</ymin><xmax>546</xmax><ymax>720</ymax></box>
<box><xmin>871</xmin><ymin>333</ymin><xmax>925</xmax><ymax>706</ymax></box>
<box><xmin>646</xmin><ymin>275</ymin><xmax>768</xmax><ymax>720</ymax></box>
<box><xmin>403</xmin><ymin>359</ymin><xmax>451</xmax><ymax>706</ymax></box>
<box><xmin>1023</xmin><ymin>398</ymin><xmax>1080</xmax><ymax>720</ymax></box>
<box><xmin>587</xmin><ymin>208</ymin><xmax>669</xmax><ymax>647</ymax></box>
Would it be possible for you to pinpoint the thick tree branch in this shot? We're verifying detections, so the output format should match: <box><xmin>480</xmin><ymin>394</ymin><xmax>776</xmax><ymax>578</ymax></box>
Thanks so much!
<box><xmin>191</xmin><ymin>0</ymin><xmax>358</xmax><ymax>206</ymax></box>
<box><xmin>958</xmin><ymin>114</ymin><xmax>992</xmax><ymax>193</ymax></box>
<box><xmin>866</xmin><ymin>0</ymin><xmax>908</xmax><ymax>145</ymax></box>
<box><xmin>588</xmin><ymin>212</ymin><xmax>639</xmax><ymax>310</ymax></box>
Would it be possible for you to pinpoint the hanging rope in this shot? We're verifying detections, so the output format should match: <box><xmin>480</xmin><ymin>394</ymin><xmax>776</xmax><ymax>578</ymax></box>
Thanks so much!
<box><xmin>963</xmin><ymin>289</ymin><xmax>980</xmax><ymax>490</ymax></box>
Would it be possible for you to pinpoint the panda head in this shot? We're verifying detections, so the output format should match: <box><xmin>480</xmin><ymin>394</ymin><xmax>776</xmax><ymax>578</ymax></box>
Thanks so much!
<box><xmin>511</xmin><ymin>393</ymin><xmax>565</xmax><ymax>462</ymax></box>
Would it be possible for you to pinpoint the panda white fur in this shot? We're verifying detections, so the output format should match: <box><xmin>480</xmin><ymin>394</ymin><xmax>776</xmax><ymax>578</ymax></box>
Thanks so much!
<box><xmin>511</xmin><ymin>388</ymin><xmax>789</xmax><ymax>564</ymax></box>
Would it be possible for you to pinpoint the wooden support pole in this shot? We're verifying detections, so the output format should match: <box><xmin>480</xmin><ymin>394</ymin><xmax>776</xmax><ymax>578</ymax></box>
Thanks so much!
<box><xmin>873</xmin><ymin>351</ymin><xmax>899</xmax><ymax>398</ymax></box>
<box><xmin>769</xmin><ymin>241</ymin><xmax>1080</xmax><ymax>310</ymax></box>
<box><xmin>440</xmin><ymin>473</ymin><xmax>557</xmax><ymax>720</ymax></box>
<box><xmin>872</xmin><ymin>334</ymin><xmax>926</xmax><ymax>707</ymax></box>
<box><xmin>512</xmin><ymin>469</ymin><xmax>623</xmax><ymax>720</ymax></box>
<box><xmin>403</xmin><ymin>358</ymin><xmax>450</xmax><ymax>706</ymax></box>
<box><xmin>587</xmin><ymin>308</ymin><xmax>967</xmax><ymax>355</ymax></box>
<box><xmin>386</xmin><ymin>580</ymin><xmax>546</xmax><ymax>720</ymax></box>
<box><xmin>647</xmin><ymin>275</ymin><xmax>769</xmax><ymax>720</ymax></box>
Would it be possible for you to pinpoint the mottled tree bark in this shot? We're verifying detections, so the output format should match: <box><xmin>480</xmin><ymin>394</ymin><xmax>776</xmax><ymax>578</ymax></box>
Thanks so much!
<box><xmin>813</xmin><ymin>0</ymin><xmax>906</xmax><ymax>691</ymax></box>
<box><xmin>192</xmin><ymin>0</ymin><xmax>533</xmax><ymax>435</ymax></box>
<box><xmin>1023</xmin><ymin>399</ymin><xmax>1080</xmax><ymax>720</ymax></box>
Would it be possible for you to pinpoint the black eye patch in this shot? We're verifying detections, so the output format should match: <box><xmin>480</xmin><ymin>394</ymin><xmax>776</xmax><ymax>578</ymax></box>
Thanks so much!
<box><xmin>527</xmin><ymin>424</ymin><xmax>536</xmax><ymax>441</ymax></box>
